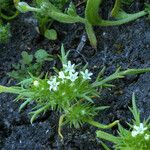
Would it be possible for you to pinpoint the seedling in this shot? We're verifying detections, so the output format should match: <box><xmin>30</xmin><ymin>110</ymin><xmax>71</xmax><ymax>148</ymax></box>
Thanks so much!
<box><xmin>97</xmin><ymin>93</ymin><xmax>150</xmax><ymax>150</ymax></box>
<box><xmin>0</xmin><ymin>46</ymin><xmax>150</xmax><ymax>139</ymax></box>
<box><xmin>8</xmin><ymin>49</ymin><xmax>54</xmax><ymax>81</ymax></box>
<box><xmin>0</xmin><ymin>23</ymin><xmax>11</xmax><ymax>43</ymax></box>
<box><xmin>15</xmin><ymin>0</ymin><xmax>150</xmax><ymax>48</ymax></box>
<box><xmin>0</xmin><ymin>0</ymin><xmax>18</xmax><ymax>43</ymax></box>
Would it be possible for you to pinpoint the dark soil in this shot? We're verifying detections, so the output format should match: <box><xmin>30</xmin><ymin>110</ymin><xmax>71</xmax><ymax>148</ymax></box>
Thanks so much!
<box><xmin>0</xmin><ymin>1</ymin><xmax>150</xmax><ymax>150</ymax></box>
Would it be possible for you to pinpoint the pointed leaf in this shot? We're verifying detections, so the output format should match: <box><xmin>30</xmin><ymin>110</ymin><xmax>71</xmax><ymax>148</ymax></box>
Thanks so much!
<box><xmin>85</xmin><ymin>0</ymin><xmax>102</xmax><ymax>25</ymax></box>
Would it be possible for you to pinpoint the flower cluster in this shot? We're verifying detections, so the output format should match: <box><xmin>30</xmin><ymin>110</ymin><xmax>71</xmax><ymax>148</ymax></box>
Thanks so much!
<box><xmin>131</xmin><ymin>123</ymin><xmax>150</xmax><ymax>140</ymax></box>
<box><xmin>46</xmin><ymin>61</ymin><xmax>93</xmax><ymax>92</ymax></box>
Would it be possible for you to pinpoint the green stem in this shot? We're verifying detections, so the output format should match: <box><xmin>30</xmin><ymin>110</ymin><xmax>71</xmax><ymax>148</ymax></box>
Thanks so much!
<box><xmin>58</xmin><ymin>114</ymin><xmax>66</xmax><ymax>140</ymax></box>
<box><xmin>1</xmin><ymin>11</ymin><xmax>19</xmax><ymax>20</ymax></box>
<box><xmin>86</xmin><ymin>119</ymin><xmax>119</xmax><ymax>129</ymax></box>
<box><xmin>96</xmin><ymin>130</ymin><xmax>120</xmax><ymax>144</ymax></box>
<box><xmin>92</xmin><ymin>68</ymin><xmax>150</xmax><ymax>87</ymax></box>
<box><xmin>85</xmin><ymin>21</ymin><xmax>97</xmax><ymax>49</ymax></box>
<box><xmin>99</xmin><ymin>10</ymin><xmax>147</xmax><ymax>26</ymax></box>
<box><xmin>0</xmin><ymin>85</ymin><xmax>21</xmax><ymax>94</ymax></box>
<box><xmin>0</xmin><ymin>85</ymin><xmax>33</xmax><ymax>98</ymax></box>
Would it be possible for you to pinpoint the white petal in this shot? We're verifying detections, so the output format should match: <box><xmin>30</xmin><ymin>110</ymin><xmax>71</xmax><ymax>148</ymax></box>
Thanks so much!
<box><xmin>131</xmin><ymin>130</ymin><xmax>138</xmax><ymax>137</ymax></box>
<box><xmin>144</xmin><ymin>134</ymin><xmax>150</xmax><ymax>140</ymax></box>
<box><xmin>133</xmin><ymin>125</ymin><xmax>139</xmax><ymax>131</ymax></box>
<box><xmin>33</xmin><ymin>81</ymin><xmax>39</xmax><ymax>87</ymax></box>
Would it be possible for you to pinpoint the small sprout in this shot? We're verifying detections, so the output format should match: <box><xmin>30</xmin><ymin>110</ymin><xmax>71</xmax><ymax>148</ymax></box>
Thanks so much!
<box><xmin>8</xmin><ymin>49</ymin><xmax>53</xmax><ymax>81</ymax></box>
<box><xmin>97</xmin><ymin>93</ymin><xmax>150</xmax><ymax>149</ymax></box>
<box><xmin>44</xmin><ymin>29</ymin><xmax>57</xmax><ymax>40</ymax></box>
<box><xmin>0</xmin><ymin>23</ymin><xmax>11</xmax><ymax>43</ymax></box>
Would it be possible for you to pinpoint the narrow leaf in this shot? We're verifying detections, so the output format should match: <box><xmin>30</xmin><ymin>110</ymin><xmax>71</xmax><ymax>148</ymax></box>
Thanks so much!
<box><xmin>85</xmin><ymin>0</ymin><xmax>102</xmax><ymax>25</ymax></box>
<box><xmin>96</xmin><ymin>130</ymin><xmax>119</xmax><ymax>144</ymax></box>
<box><xmin>19</xmin><ymin>98</ymin><xmax>31</xmax><ymax>112</ymax></box>
<box><xmin>85</xmin><ymin>22</ymin><xmax>97</xmax><ymax>48</ymax></box>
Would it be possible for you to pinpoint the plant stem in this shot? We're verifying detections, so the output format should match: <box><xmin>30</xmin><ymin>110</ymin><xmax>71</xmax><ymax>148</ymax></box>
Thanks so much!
<box><xmin>92</xmin><ymin>68</ymin><xmax>150</xmax><ymax>87</ymax></box>
<box><xmin>100</xmin><ymin>10</ymin><xmax>147</xmax><ymax>26</ymax></box>
<box><xmin>1</xmin><ymin>11</ymin><xmax>19</xmax><ymax>20</ymax></box>
<box><xmin>0</xmin><ymin>85</ymin><xmax>21</xmax><ymax>94</ymax></box>
<box><xmin>86</xmin><ymin>119</ymin><xmax>119</xmax><ymax>129</ymax></box>
<box><xmin>58</xmin><ymin>114</ymin><xmax>66</xmax><ymax>140</ymax></box>
<box><xmin>96</xmin><ymin>130</ymin><xmax>120</xmax><ymax>143</ymax></box>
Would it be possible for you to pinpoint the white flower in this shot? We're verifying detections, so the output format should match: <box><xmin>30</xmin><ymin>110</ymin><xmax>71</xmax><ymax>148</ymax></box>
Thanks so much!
<box><xmin>33</xmin><ymin>80</ymin><xmax>39</xmax><ymax>87</ymax></box>
<box><xmin>63</xmin><ymin>61</ymin><xmax>75</xmax><ymax>73</ymax></box>
<box><xmin>58</xmin><ymin>71</ymin><xmax>66</xmax><ymax>81</ymax></box>
<box><xmin>47</xmin><ymin>77</ymin><xmax>60</xmax><ymax>91</ymax></box>
<box><xmin>144</xmin><ymin>134</ymin><xmax>150</xmax><ymax>140</ymax></box>
<box><xmin>131</xmin><ymin>123</ymin><xmax>147</xmax><ymax>137</ymax></box>
<box><xmin>131</xmin><ymin>130</ymin><xmax>138</xmax><ymax>137</ymax></box>
<box><xmin>80</xmin><ymin>69</ymin><xmax>93</xmax><ymax>80</ymax></box>
<box><xmin>67</xmin><ymin>72</ymin><xmax>78</xmax><ymax>82</ymax></box>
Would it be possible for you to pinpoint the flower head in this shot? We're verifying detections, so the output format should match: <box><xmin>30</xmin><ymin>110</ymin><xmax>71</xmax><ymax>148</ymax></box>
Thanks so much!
<box><xmin>58</xmin><ymin>71</ymin><xmax>66</xmax><ymax>82</ymax></box>
<box><xmin>80</xmin><ymin>69</ymin><xmax>93</xmax><ymax>80</ymax></box>
<box><xmin>131</xmin><ymin>123</ymin><xmax>147</xmax><ymax>137</ymax></box>
<box><xmin>63</xmin><ymin>61</ymin><xmax>75</xmax><ymax>73</ymax></box>
<box><xmin>47</xmin><ymin>77</ymin><xmax>60</xmax><ymax>91</ymax></box>
<box><xmin>144</xmin><ymin>134</ymin><xmax>150</xmax><ymax>140</ymax></box>
<box><xmin>67</xmin><ymin>72</ymin><xmax>78</xmax><ymax>82</ymax></box>
<box><xmin>33</xmin><ymin>80</ymin><xmax>39</xmax><ymax>87</ymax></box>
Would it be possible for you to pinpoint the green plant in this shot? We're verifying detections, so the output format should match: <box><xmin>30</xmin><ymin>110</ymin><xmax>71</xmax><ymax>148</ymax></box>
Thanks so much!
<box><xmin>15</xmin><ymin>0</ymin><xmax>150</xmax><ymax>48</ymax></box>
<box><xmin>0</xmin><ymin>23</ymin><xmax>11</xmax><ymax>43</ymax></box>
<box><xmin>8</xmin><ymin>49</ymin><xmax>54</xmax><ymax>81</ymax></box>
<box><xmin>0</xmin><ymin>0</ymin><xmax>18</xmax><ymax>43</ymax></box>
<box><xmin>0</xmin><ymin>46</ymin><xmax>150</xmax><ymax>139</ymax></box>
<box><xmin>24</xmin><ymin>0</ymin><xmax>68</xmax><ymax>40</ymax></box>
<box><xmin>97</xmin><ymin>93</ymin><xmax>150</xmax><ymax>150</ymax></box>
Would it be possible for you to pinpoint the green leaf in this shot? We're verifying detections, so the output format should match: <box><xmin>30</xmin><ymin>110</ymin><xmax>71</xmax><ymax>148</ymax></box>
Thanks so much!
<box><xmin>16</xmin><ymin>2</ymin><xmax>40</xmax><ymax>13</ymax></box>
<box><xmin>85</xmin><ymin>0</ymin><xmax>102</xmax><ymax>25</ymax></box>
<box><xmin>122</xmin><ymin>0</ymin><xmax>134</xmax><ymax>5</ymax></box>
<box><xmin>35</xmin><ymin>49</ymin><xmax>49</xmax><ymax>63</ymax></box>
<box><xmin>59</xmin><ymin>44</ymin><xmax>70</xmax><ymax>65</ymax></box>
<box><xmin>85</xmin><ymin>22</ymin><xmax>97</xmax><ymax>48</ymax></box>
<box><xmin>67</xmin><ymin>2</ymin><xmax>77</xmax><ymax>17</ymax></box>
<box><xmin>7</xmin><ymin>71</ymin><xmax>20</xmax><ymax>80</ymax></box>
<box><xmin>145</xmin><ymin>3</ymin><xmax>150</xmax><ymax>19</ymax></box>
<box><xmin>0</xmin><ymin>23</ymin><xmax>11</xmax><ymax>43</ymax></box>
<box><xmin>21</xmin><ymin>51</ymin><xmax>33</xmax><ymax>65</ymax></box>
<box><xmin>0</xmin><ymin>85</ymin><xmax>22</xmax><ymax>94</ymax></box>
<box><xmin>92</xmin><ymin>68</ymin><xmax>150</xmax><ymax>87</ymax></box>
<box><xmin>19</xmin><ymin>98</ymin><xmax>32</xmax><ymax>112</ymax></box>
<box><xmin>129</xmin><ymin>93</ymin><xmax>140</xmax><ymax>124</ymax></box>
<box><xmin>44</xmin><ymin>29</ymin><xmax>57</xmax><ymax>40</ymax></box>
<box><xmin>96</xmin><ymin>106</ymin><xmax>110</xmax><ymax>111</ymax></box>
<box><xmin>96</xmin><ymin>130</ymin><xmax>120</xmax><ymax>144</ymax></box>
<box><xmin>82</xmin><ymin>95</ymin><xmax>94</xmax><ymax>103</ymax></box>
<box><xmin>111</xmin><ymin>0</ymin><xmax>132</xmax><ymax>19</ymax></box>
<box><xmin>100</xmin><ymin>141</ymin><xmax>111</xmax><ymax>150</ymax></box>
<box><xmin>30</xmin><ymin>104</ymin><xmax>50</xmax><ymax>123</ymax></box>
<box><xmin>111</xmin><ymin>0</ymin><xmax>122</xmax><ymax>17</ymax></box>
<box><xmin>49</xmin><ymin>11</ymin><xmax>84</xmax><ymax>24</ymax></box>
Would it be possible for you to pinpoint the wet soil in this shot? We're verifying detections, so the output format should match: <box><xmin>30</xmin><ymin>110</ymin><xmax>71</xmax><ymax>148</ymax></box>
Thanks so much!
<box><xmin>0</xmin><ymin>1</ymin><xmax>150</xmax><ymax>150</ymax></box>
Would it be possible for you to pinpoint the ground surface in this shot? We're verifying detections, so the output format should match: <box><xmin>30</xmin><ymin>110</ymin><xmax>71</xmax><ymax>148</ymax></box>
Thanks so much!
<box><xmin>0</xmin><ymin>0</ymin><xmax>150</xmax><ymax>150</ymax></box>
